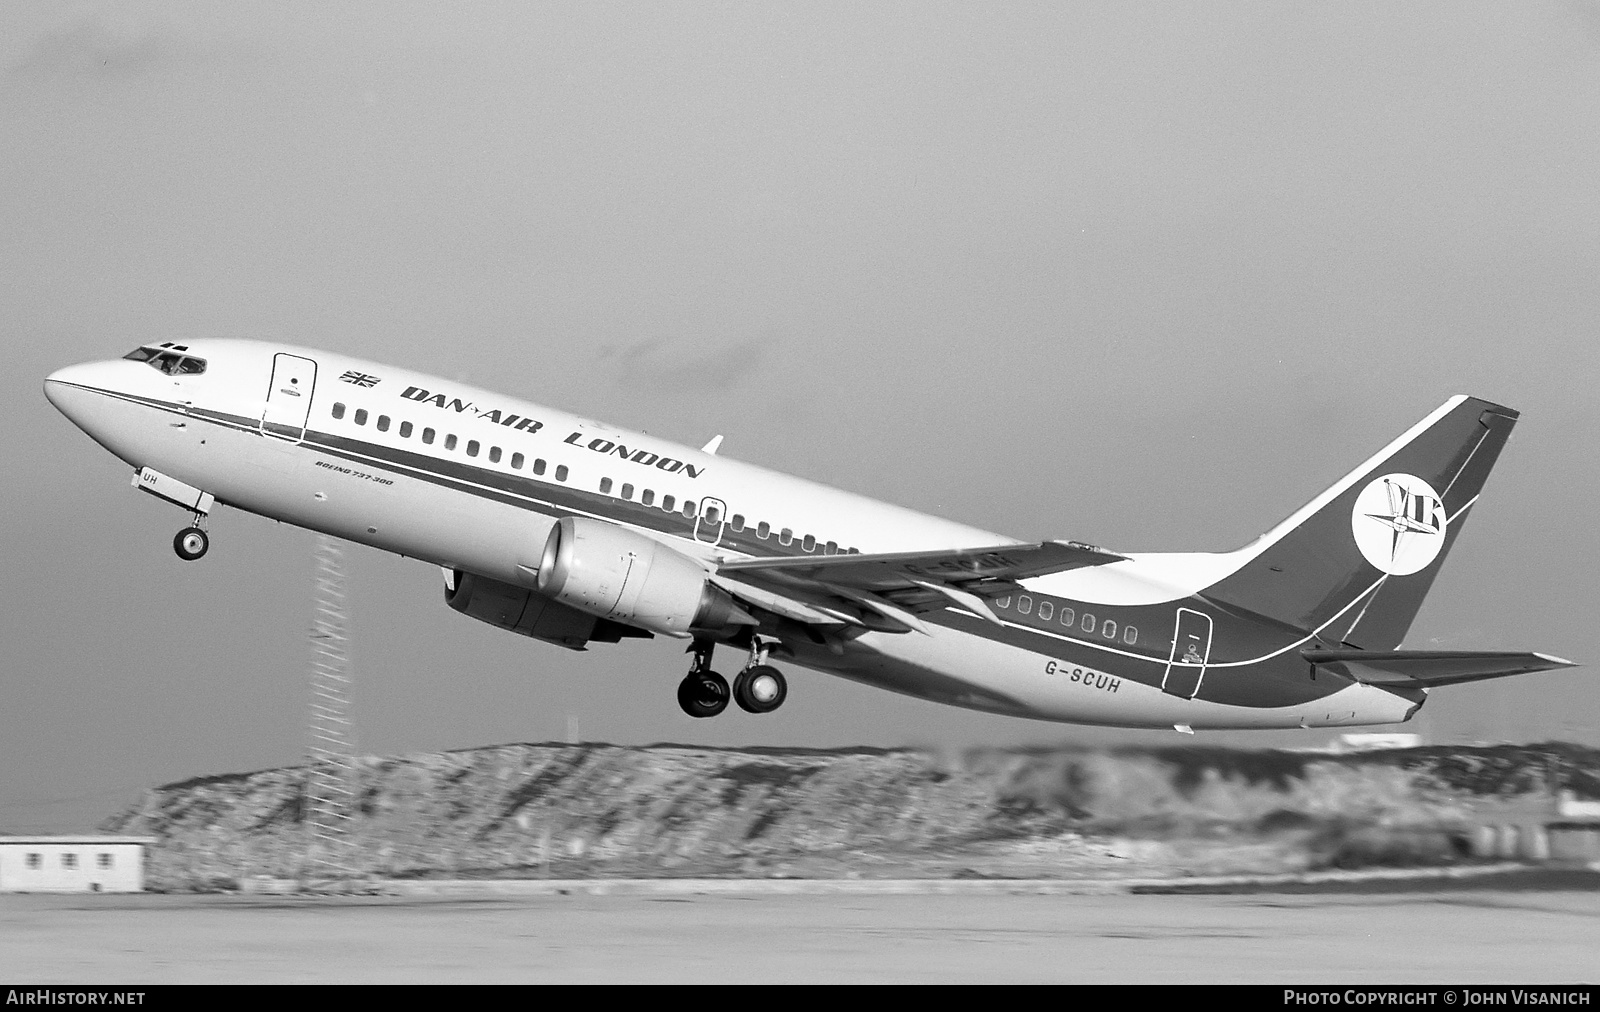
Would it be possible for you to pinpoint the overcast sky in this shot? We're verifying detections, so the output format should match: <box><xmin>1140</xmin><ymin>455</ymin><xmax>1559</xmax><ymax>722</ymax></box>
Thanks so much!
<box><xmin>3</xmin><ymin>2</ymin><xmax>1597</xmax><ymax>830</ymax></box>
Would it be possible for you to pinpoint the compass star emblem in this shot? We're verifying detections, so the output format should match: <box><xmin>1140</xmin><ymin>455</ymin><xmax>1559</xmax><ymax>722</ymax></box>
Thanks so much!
<box><xmin>1366</xmin><ymin>478</ymin><xmax>1443</xmax><ymax>562</ymax></box>
<box><xmin>1350</xmin><ymin>473</ymin><xmax>1448</xmax><ymax>576</ymax></box>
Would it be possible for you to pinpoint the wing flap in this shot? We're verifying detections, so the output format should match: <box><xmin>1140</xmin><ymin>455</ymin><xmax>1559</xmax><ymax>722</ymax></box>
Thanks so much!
<box><xmin>707</xmin><ymin>574</ymin><xmax>854</xmax><ymax>627</ymax></box>
<box><xmin>718</xmin><ymin>540</ymin><xmax>1125</xmax><ymax>592</ymax></box>
<box><xmin>1301</xmin><ymin>647</ymin><xmax>1578</xmax><ymax>688</ymax></box>
<box><xmin>713</xmin><ymin>540</ymin><xmax>1124</xmax><ymax>635</ymax></box>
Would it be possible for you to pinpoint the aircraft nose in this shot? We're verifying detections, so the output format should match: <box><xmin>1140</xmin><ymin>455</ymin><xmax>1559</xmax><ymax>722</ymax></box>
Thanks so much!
<box><xmin>44</xmin><ymin>360</ymin><xmax>125</xmax><ymax>429</ymax></box>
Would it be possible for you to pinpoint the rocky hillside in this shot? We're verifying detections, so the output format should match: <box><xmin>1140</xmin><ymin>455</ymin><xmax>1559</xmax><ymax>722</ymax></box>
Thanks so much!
<box><xmin>100</xmin><ymin>742</ymin><xmax>1600</xmax><ymax>891</ymax></box>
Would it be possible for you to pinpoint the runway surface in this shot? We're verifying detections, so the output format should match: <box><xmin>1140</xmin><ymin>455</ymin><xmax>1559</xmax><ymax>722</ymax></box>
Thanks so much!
<box><xmin>2</xmin><ymin>882</ymin><xmax>1596</xmax><ymax>983</ymax></box>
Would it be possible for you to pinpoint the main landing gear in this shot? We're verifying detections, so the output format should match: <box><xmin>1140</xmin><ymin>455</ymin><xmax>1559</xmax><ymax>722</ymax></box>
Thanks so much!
<box><xmin>677</xmin><ymin>640</ymin><xmax>730</xmax><ymax>718</ymax></box>
<box><xmin>677</xmin><ymin>638</ymin><xmax>788</xmax><ymax>718</ymax></box>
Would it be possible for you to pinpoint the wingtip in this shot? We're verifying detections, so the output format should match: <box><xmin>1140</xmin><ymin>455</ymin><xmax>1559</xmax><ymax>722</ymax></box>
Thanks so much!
<box><xmin>1535</xmin><ymin>653</ymin><xmax>1579</xmax><ymax>668</ymax></box>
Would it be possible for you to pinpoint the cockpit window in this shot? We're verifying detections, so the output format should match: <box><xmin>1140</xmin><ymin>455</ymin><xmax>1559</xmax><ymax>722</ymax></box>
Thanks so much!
<box><xmin>123</xmin><ymin>345</ymin><xmax>206</xmax><ymax>376</ymax></box>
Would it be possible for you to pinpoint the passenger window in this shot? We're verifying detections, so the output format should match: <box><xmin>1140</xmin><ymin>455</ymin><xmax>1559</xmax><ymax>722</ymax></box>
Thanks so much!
<box><xmin>1038</xmin><ymin>601</ymin><xmax>1053</xmax><ymax>621</ymax></box>
<box><xmin>399</xmin><ymin>421</ymin><xmax>412</xmax><ymax>438</ymax></box>
<box><xmin>641</xmin><ymin>488</ymin><xmax>654</xmax><ymax>505</ymax></box>
<box><xmin>555</xmin><ymin>465</ymin><xmax>568</xmax><ymax>482</ymax></box>
<box><xmin>996</xmin><ymin>596</ymin><xmax>1011</xmax><ymax>609</ymax></box>
<box><xmin>533</xmin><ymin>459</ymin><xmax>546</xmax><ymax>475</ymax></box>
<box><xmin>1081</xmin><ymin>614</ymin><xmax>1095</xmax><ymax>634</ymax></box>
<box><xmin>1061</xmin><ymin>608</ymin><xmax>1075</xmax><ymax>628</ymax></box>
<box><xmin>600</xmin><ymin>477</ymin><xmax>613</xmax><ymax>494</ymax></box>
<box><xmin>445</xmin><ymin>434</ymin><xmax>457</xmax><ymax>451</ymax></box>
<box><xmin>731</xmin><ymin>514</ymin><xmax>744</xmax><ymax>531</ymax></box>
<box><xmin>1018</xmin><ymin>595</ymin><xmax>1032</xmax><ymax>615</ymax></box>
<box><xmin>802</xmin><ymin>534</ymin><xmax>816</xmax><ymax>552</ymax></box>
<box><xmin>663</xmin><ymin>495</ymin><xmax>675</xmax><ymax>512</ymax></box>
<box><xmin>466</xmin><ymin>440</ymin><xmax>479</xmax><ymax>457</ymax></box>
<box><xmin>683</xmin><ymin>501</ymin><xmax>697</xmax><ymax>518</ymax></box>
<box><xmin>332</xmin><ymin>403</ymin><xmax>346</xmax><ymax>419</ymax></box>
<box><xmin>779</xmin><ymin>528</ymin><xmax>793</xmax><ymax>545</ymax></box>
<box><xmin>511</xmin><ymin>452</ymin><xmax>524</xmax><ymax>469</ymax></box>
<box><xmin>377</xmin><ymin>415</ymin><xmax>390</xmax><ymax>432</ymax></box>
<box><xmin>1102</xmin><ymin>619</ymin><xmax>1117</xmax><ymax>640</ymax></box>
<box><xmin>825</xmin><ymin>540</ymin><xmax>837</xmax><ymax>555</ymax></box>
<box><xmin>354</xmin><ymin>409</ymin><xmax>368</xmax><ymax>425</ymax></box>
<box><xmin>1124</xmin><ymin>626</ymin><xmax>1138</xmax><ymax>645</ymax></box>
<box><xmin>621</xmin><ymin>483</ymin><xmax>633</xmax><ymax>500</ymax></box>
<box><xmin>422</xmin><ymin>427</ymin><xmax>435</xmax><ymax>444</ymax></box>
<box><xmin>757</xmin><ymin>521</ymin><xmax>770</xmax><ymax>539</ymax></box>
<box><xmin>489</xmin><ymin>446</ymin><xmax>501</xmax><ymax>463</ymax></box>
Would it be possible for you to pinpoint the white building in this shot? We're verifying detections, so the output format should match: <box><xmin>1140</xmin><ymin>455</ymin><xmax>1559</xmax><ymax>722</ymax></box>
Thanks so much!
<box><xmin>0</xmin><ymin>837</ymin><xmax>154</xmax><ymax>893</ymax></box>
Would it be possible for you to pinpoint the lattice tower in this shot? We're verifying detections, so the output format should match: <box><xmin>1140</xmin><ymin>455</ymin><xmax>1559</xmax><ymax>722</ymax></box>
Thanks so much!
<box><xmin>305</xmin><ymin>534</ymin><xmax>357</xmax><ymax>877</ymax></box>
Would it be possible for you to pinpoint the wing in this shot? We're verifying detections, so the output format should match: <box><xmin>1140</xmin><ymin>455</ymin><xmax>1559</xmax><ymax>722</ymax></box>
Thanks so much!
<box><xmin>715</xmin><ymin>540</ymin><xmax>1126</xmax><ymax>634</ymax></box>
<box><xmin>1301</xmin><ymin>647</ymin><xmax>1578</xmax><ymax>688</ymax></box>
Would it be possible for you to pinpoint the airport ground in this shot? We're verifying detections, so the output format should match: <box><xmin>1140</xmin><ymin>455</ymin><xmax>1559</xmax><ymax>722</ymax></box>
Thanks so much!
<box><xmin>1</xmin><ymin>877</ymin><xmax>1596</xmax><ymax>984</ymax></box>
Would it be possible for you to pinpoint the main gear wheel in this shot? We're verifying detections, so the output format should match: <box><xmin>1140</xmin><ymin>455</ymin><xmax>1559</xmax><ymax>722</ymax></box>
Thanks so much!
<box><xmin>677</xmin><ymin>670</ymin><xmax>730</xmax><ymax>718</ymax></box>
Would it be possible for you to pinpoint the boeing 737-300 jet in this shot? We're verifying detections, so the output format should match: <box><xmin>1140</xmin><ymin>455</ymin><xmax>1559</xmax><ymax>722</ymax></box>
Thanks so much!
<box><xmin>44</xmin><ymin>341</ymin><xmax>1575</xmax><ymax>731</ymax></box>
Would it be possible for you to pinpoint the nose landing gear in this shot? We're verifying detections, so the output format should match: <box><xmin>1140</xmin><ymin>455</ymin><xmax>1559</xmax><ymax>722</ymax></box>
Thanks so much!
<box><xmin>133</xmin><ymin>468</ymin><xmax>216</xmax><ymax>562</ymax></box>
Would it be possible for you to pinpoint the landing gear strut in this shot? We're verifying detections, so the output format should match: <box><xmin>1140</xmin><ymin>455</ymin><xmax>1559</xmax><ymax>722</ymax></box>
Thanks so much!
<box><xmin>677</xmin><ymin>639</ymin><xmax>729</xmax><ymax>718</ymax></box>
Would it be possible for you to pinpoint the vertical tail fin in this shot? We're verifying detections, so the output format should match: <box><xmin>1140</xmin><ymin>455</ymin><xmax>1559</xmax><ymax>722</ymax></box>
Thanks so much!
<box><xmin>1204</xmin><ymin>396</ymin><xmax>1518</xmax><ymax>649</ymax></box>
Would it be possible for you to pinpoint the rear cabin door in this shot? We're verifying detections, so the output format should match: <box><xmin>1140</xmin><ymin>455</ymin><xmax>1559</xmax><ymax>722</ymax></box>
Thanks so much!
<box><xmin>694</xmin><ymin>497</ymin><xmax>728</xmax><ymax>545</ymax></box>
<box><xmin>1161</xmin><ymin>607</ymin><xmax>1213</xmax><ymax>699</ymax></box>
<box><xmin>261</xmin><ymin>353</ymin><xmax>318</xmax><ymax>441</ymax></box>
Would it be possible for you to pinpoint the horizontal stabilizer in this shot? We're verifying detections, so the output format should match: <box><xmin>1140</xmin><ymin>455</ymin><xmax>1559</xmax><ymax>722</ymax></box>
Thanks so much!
<box><xmin>1301</xmin><ymin>647</ymin><xmax>1577</xmax><ymax>688</ymax></box>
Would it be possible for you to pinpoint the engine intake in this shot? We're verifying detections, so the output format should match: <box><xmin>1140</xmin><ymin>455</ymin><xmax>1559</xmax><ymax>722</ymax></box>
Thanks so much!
<box><xmin>536</xmin><ymin>517</ymin><xmax>754</xmax><ymax>637</ymax></box>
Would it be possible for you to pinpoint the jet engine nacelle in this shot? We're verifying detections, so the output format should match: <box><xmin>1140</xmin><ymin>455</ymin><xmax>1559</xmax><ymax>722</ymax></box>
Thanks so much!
<box><xmin>444</xmin><ymin>568</ymin><xmax>647</xmax><ymax>650</ymax></box>
<box><xmin>536</xmin><ymin>516</ymin><xmax>752</xmax><ymax>637</ymax></box>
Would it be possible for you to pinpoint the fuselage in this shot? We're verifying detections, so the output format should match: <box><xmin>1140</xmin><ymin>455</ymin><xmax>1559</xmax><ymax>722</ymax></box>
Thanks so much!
<box><xmin>44</xmin><ymin>339</ymin><xmax>1422</xmax><ymax>730</ymax></box>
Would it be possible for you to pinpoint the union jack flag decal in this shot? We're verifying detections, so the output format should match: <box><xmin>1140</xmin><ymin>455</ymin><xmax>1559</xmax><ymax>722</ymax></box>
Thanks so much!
<box><xmin>339</xmin><ymin>370</ymin><xmax>380</xmax><ymax>388</ymax></box>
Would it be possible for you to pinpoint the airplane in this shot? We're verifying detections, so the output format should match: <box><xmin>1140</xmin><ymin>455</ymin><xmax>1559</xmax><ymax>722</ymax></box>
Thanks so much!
<box><xmin>44</xmin><ymin>340</ymin><xmax>1575</xmax><ymax>731</ymax></box>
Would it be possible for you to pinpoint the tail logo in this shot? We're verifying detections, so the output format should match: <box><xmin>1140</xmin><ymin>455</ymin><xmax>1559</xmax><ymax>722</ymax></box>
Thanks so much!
<box><xmin>1351</xmin><ymin>473</ymin><xmax>1447</xmax><ymax>576</ymax></box>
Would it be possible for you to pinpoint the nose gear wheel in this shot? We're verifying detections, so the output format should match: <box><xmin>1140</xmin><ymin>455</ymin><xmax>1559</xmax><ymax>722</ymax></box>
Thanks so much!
<box><xmin>174</xmin><ymin>526</ymin><xmax>209</xmax><ymax>561</ymax></box>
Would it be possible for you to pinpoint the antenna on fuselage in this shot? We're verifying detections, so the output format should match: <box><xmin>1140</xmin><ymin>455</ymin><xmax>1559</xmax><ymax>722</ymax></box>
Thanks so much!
<box><xmin>304</xmin><ymin>534</ymin><xmax>358</xmax><ymax>882</ymax></box>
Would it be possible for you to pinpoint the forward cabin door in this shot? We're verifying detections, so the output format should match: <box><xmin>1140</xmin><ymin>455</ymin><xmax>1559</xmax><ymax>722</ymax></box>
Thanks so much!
<box><xmin>695</xmin><ymin>497</ymin><xmax>728</xmax><ymax>545</ymax></box>
<box><xmin>1161</xmin><ymin>607</ymin><xmax>1213</xmax><ymax>699</ymax></box>
<box><xmin>261</xmin><ymin>353</ymin><xmax>318</xmax><ymax>442</ymax></box>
